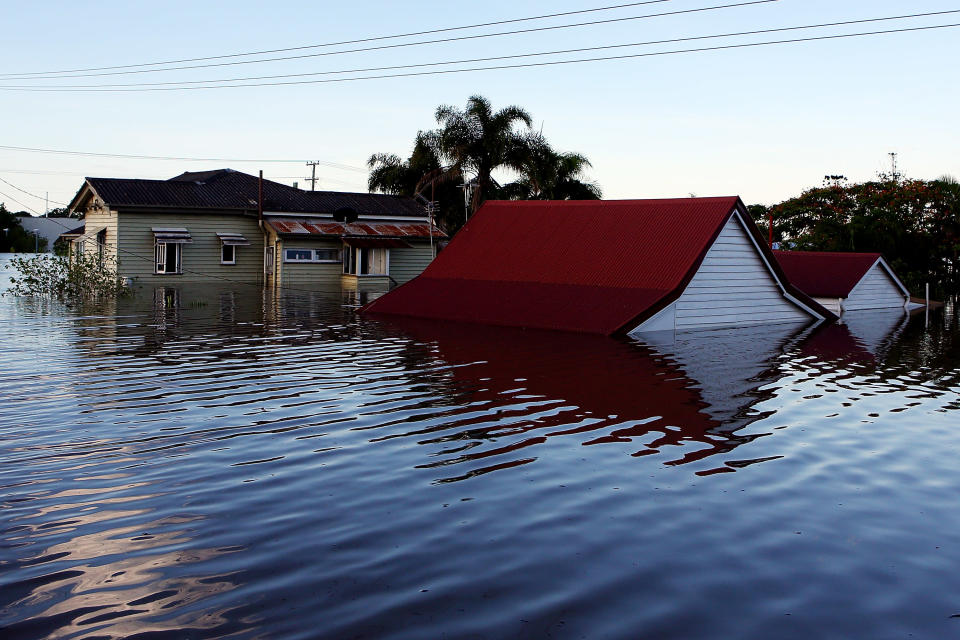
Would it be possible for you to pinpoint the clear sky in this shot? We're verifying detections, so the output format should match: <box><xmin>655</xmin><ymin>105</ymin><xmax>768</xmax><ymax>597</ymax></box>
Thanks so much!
<box><xmin>1</xmin><ymin>0</ymin><xmax>958</xmax><ymax>212</ymax></box>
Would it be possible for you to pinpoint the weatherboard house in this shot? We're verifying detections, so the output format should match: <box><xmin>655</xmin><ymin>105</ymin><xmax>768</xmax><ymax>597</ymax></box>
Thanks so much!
<box><xmin>773</xmin><ymin>250</ymin><xmax>913</xmax><ymax>315</ymax></box>
<box><xmin>364</xmin><ymin>197</ymin><xmax>835</xmax><ymax>335</ymax></box>
<box><xmin>64</xmin><ymin>169</ymin><xmax>443</xmax><ymax>289</ymax></box>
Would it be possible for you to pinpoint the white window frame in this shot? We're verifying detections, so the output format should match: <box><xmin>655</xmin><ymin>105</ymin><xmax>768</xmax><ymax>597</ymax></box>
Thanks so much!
<box><xmin>221</xmin><ymin>244</ymin><xmax>236</xmax><ymax>265</ymax></box>
<box><xmin>343</xmin><ymin>244</ymin><xmax>389</xmax><ymax>276</ymax></box>
<box><xmin>155</xmin><ymin>241</ymin><xmax>182</xmax><ymax>274</ymax></box>
<box><xmin>283</xmin><ymin>248</ymin><xmax>340</xmax><ymax>263</ymax></box>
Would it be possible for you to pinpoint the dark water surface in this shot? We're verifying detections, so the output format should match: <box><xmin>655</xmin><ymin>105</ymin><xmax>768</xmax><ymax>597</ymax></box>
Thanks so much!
<box><xmin>2</xmin><ymin>269</ymin><xmax>960</xmax><ymax>638</ymax></box>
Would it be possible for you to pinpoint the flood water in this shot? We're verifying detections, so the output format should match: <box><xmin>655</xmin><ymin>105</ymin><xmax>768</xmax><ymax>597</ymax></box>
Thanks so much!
<box><xmin>2</xmin><ymin>253</ymin><xmax>960</xmax><ymax>639</ymax></box>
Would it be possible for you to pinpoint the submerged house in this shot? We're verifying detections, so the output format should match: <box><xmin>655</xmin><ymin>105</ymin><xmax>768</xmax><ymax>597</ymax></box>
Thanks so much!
<box><xmin>365</xmin><ymin>198</ymin><xmax>835</xmax><ymax>335</ymax></box>
<box><xmin>773</xmin><ymin>251</ymin><xmax>912</xmax><ymax>315</ymax></box>
<box><xmin>64</xmin><ymin>169</ymin><xmax>443</xmax><ymax>288</ymax></box>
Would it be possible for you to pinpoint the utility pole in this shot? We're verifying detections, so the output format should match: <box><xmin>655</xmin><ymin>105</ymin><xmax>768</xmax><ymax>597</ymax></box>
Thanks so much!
<box><xmin>45</xmin><ymin>192</ymin><xmax>48</xmax><ymax>217</ymax></box>
<box><xmin>889</xmin><ymin>152</ymin><xmax>899</xmax><ymax>182</ymax></box>
<box><xmin>306</xmin><ymin>161</ymin><xmax>320</xmax><ymax>191</ymax></box>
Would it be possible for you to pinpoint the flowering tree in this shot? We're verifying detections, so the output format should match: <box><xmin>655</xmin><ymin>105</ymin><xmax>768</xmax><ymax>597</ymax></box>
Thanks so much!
<box><xmin>751</xmin><ymin>177</ymin><xmax>960</xmax><ymax>296</ymax></box>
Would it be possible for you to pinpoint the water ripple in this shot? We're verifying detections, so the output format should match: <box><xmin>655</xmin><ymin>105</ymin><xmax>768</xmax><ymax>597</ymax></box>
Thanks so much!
<box><xmin>2</xmin><ymin>275</ymin><xmax>960</xmax><ymax>638</ymax></box>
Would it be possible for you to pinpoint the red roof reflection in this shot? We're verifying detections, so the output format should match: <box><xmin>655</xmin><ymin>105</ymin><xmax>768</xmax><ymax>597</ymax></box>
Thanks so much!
<box><xmin>376</xmin><ymin>318</ymin><xmax>802</xmax><ymax>479</ymax></box>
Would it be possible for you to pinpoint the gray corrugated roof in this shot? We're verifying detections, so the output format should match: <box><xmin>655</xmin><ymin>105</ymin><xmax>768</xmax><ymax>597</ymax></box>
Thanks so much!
<box><xmin>78</xmin><ymin>169</ymin><xmax>424</xmax><ymax>217</ymax></box>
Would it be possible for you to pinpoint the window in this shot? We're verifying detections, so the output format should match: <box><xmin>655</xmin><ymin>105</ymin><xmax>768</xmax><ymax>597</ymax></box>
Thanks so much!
<box><xmin>96</xmin><ymin>229</ymin><xmax>106</xmax><ymax>266</ymax></box>
<box><xmin>343</xmin><ymin>245</ymin><xmax>388</xmax><ymax>276</ymax></box>
<box><xmin>221</xmin><ymin>244</ymin><xmax>236</xmax><ymax>265</ymax></box>
<box><xmin>155</xmin><ymin>242</ymin><xmax>182</xmax><ymax>274</ymax></box>
<box><xmin>283</xmin><ymin>248</ymin><xmax>340</xmax><ymax>263</ymax></box>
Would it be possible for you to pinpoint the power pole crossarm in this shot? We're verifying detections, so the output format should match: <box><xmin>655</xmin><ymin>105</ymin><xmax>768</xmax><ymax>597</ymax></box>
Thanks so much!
<box><xmin>306</xmin><ymin>161</ymin><xmax>320</xmax><ymax>191</ymax></box>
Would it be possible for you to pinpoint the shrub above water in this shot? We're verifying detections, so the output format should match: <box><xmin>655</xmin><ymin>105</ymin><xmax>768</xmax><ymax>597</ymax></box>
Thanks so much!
<box><xmin>4</xmin><ymin>253</ymin><xmax>131</xmax><ymax>300</ymax></box>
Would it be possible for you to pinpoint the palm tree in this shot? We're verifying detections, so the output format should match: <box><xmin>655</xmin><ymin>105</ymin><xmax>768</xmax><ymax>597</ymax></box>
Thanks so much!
<box><xmin>433</xmin><ymin>95</ymin><xmax>533</xmax><ymax>213</ymax></box>
<box><xmin>503</xmin><ymin>135</ymin><xmax>601</xmax><ymax>201</ymax></box>
<box><xmin>368</xmin><ymin>132</ymin><xmax>464</xmax><ymax>232</ymax></box>
<box><xmin>368</xmin><ymin>95</ymin><xmax>602</xmax><ymax>232</ymax></box>
<box><xmin>367</xmin><ymin>132</ymin><xmax>442</xmax><ymax>196</ymax></box>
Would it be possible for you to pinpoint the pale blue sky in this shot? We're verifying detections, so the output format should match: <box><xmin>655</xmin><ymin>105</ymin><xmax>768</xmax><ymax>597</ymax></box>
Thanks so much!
<box><xmin>1</xmin><ymin>0</ymin><xmax>957</xmax><ymax>212</ymax></box>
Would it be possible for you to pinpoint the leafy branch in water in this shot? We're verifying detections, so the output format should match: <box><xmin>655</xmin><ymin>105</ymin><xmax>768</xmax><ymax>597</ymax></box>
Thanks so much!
<box><xmin>4</xmin><ymin>253</ymin><xmax>131</xmax><ymax>300</ymax></box>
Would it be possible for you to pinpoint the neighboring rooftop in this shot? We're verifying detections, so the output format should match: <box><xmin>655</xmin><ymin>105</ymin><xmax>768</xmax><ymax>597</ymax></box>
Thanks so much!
<box><xmin>69</xmin><ymin>169</ymin><xmax>424</xmax><ymax>218</ymax></box>
<box><xmin>365</xmin><ymin>198</ymin><xmax>828</xmax><ymax>335</ymax></box>
<box><xmin>773</xmin><ymin>250</ymin><xmax>885</xmax><ymax>298</ymax></box>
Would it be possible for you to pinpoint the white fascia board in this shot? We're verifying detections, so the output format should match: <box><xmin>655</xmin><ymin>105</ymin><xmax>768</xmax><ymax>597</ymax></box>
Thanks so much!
<box><xmin>873</xmin><ymin>257</ymin><xmax>911</xmax><ymax>298</ymax></box>
<box><xmin>263</xmin><ymin>212</ymin><xmax>431</xmax><ymax>223</ymax></box>
<box><xmin>730</xmin><ymin>208</ymin><xmax>827</xmax><ymax>321</ymax></box>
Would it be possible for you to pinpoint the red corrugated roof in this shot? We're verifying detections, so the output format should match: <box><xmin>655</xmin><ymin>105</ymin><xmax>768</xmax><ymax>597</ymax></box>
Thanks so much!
<box><xmin>365</xmin><ymin>197</ymin><xmax>813</xmax><ymax>335</ymax></box>
<box><xmin>774</xmin><ymin>250</ymin><xmax>881</xmax><ymax>298</ymax></box>
<box><xmin>265</xmin><ymin>218</ymin><xmax>443</xmax><ymax>239</ymax></box>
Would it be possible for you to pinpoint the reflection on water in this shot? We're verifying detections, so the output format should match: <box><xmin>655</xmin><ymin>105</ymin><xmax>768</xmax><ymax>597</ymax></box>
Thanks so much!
<box><xmin>381</xmin><ymin>319</ymin><xmax>815</xmax><ymax>478</ymax></box>
<box><xmin>2</xmin><ymin>275</ymin><xmax>960</xmax><ymax>639</ymax></box>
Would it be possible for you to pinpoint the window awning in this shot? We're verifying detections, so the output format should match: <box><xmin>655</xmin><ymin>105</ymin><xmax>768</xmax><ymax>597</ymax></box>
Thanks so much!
<box><xmin>343</xmin><ymin>237</ymin><xmax>411</xmax><ymax>249</ymax></box>
<box><xmin>216</xmin><ymin>232</ymin><xmax>251</xmax><ymax>246</ymax></box>
<box><xmin>152</xmin><ymin>227</ymin><xmax>193</xmax><ymax>244</ymax></box>
<box><xmin>79</xmin><ymin>226</ymin><xmax>105</xmax><ymax>238</ymax></box>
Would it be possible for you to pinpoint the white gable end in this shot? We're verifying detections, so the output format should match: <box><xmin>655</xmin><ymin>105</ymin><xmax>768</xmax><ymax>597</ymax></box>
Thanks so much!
<box><xmin>842</xmin><ymin>261</ymin><xmax>908</xmax><ymax>311</ymax></box>
<box><xmin>631</xmin><ymin>212</ymin><xmax>812</xmax><ymax>335</ymax></box>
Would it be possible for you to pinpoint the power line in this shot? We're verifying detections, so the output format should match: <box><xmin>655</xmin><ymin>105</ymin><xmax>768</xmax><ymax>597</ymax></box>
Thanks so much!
<box><xmin>0</xmin><ymin>145</ymin><xmax>365</xmax><ymax>172</ymax></box>
<box><xmin>7</xmin><ymin>10</ymin><xmax>956</xmax><ymax>90</ymax></box>
<box><xmin>0</xmin><ymin>176</ymin><xmax>69</xmax><ymax>206</ymax></box>
<box><xmin>0</xmin><ymin>1</ymin><xmax>676</xmax><ymax>77</ymax></box>
<box><xmin>0</xmin><ymin>0</ymin><xmax>777</xmax><ymax>80</ymax></box>
<box><xmin>0</xmin><ymin>168</ymin><xmax>89</xmax><ymax>176</ymax></box>
<box><xmin>2</xmin><ymin>21</ymin><xmax>955</xmax><ymax>93</ymax></box>
<box><xmin>0</xmin><ymin>189</ymin><xmax>42</xmax><ymax>214</ymax></box>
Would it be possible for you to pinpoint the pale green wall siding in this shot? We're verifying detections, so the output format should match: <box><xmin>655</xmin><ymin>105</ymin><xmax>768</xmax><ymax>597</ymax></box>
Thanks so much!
<box><xmin>117</xmin><ymin>212</ymin><xmax>264</xmax><ymax>283</ymax></box>
<box><xmin>389</xmin><ymin>242</ymin><xmax>435</xmax><ymax>285</ymax></box>
<box><xmin>101</xmin><ymin>211</ymin><xmax>433</xmax><ymax>288</ymax></box>
<box><xmin>278</xmin><ymin>238</ymin><xmax>343</xmax><ymax>287</ymax></box>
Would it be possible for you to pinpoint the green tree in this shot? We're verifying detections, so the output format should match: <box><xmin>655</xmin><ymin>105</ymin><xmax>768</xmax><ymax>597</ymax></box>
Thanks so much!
<box><xmin>758</xmin><ymin>177</ymin><xmax>960</xmax><ymax>296</ymax></box>
<box><xmin>502</xmin><ymin>134</ymin><xmax>601</xmax><ymax>200</ymax></box>
<box><xmin>0</xmin><ymin>203</ymin><xmax>46</xmax><ymax>252</ymax></box>
<box><xmin>45</xmin><ymin>206</ymin><xmax>81</xmax><ymax>219</ymax></box>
